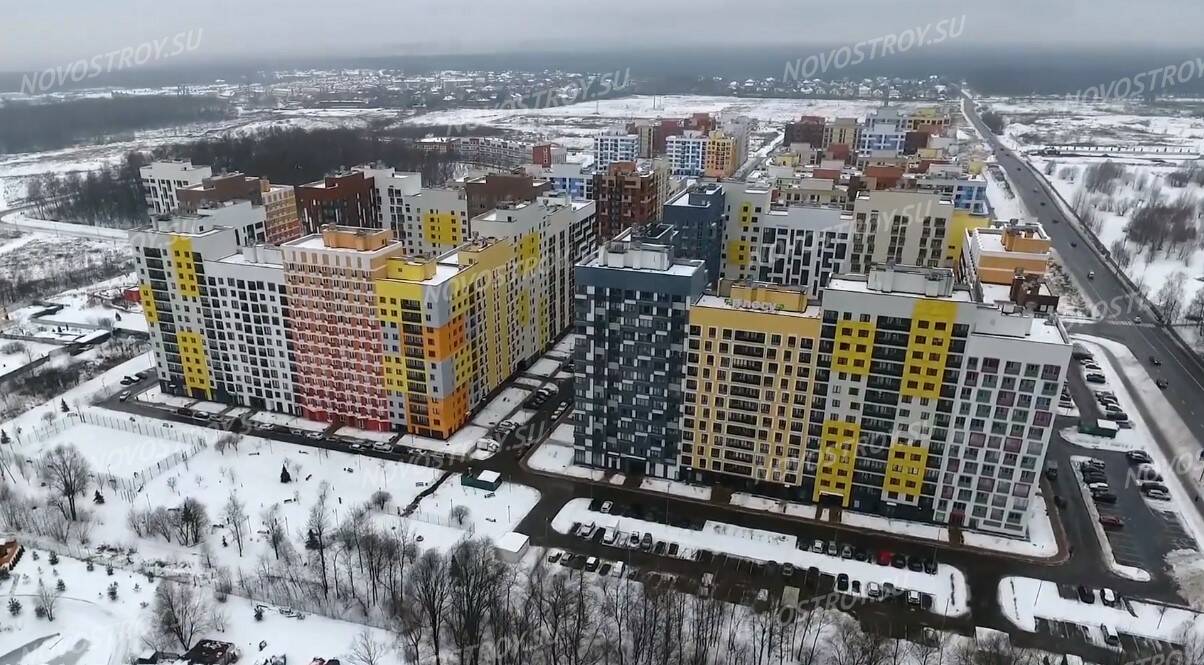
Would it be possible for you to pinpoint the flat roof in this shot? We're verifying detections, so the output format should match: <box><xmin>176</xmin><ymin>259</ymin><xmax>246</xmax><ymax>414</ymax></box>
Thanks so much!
<box><xmin>696</xmin><ymin>294</ymin><xmax>821</xmax><ymax>319</ymax></box>
<box><xmin>826</xmin><ymin>275</ymin><xmax>975</xmax><ymax>303</ymax></box>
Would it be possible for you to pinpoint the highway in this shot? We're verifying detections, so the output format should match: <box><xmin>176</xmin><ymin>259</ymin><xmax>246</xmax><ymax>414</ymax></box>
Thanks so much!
<box><xmin>960</xmin><ymin>92</ymin><xmax>1204</xmax><ymax>443</ymax></box>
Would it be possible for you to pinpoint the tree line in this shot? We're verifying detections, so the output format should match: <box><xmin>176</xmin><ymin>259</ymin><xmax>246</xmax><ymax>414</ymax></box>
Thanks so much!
<box><xmin>0</xmin><ymin>95</ymin><xmax>230</xmax><ymax>155</ymax></box>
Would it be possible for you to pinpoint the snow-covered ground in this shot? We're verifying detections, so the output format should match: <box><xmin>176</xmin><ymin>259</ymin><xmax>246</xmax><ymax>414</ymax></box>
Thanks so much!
<box><xmin>470</xmin><ymin>386</ymin><xmax>532</xmax><ymax>428</ymax></box>
<box><xmin>395</xmin><ymin>475</ymin><xmax>541</xmax><ymax>550</ymax></box>
<box><xmin>984</xmin><ymin>96</ymin><xmax>1204</xmax><ymax>153</ymax></box>
<box><xmin>526</xmin><ymin>427</ymin><xmax>626</xmax><ymax>485</ymax></box>
<box><xmin>0</xmin><ymin>549</ymin><xmax>402</xmax><ymax>665</ymax></box>
<box><xmin>553</xmin><ymin>497</ymin><xmax>971</xmax><ymax>617</ymax></box>
<box><xmin>1000</xmin><ymin>575</ymin><xmax>1204</xmax><ymax>646</ymax></box>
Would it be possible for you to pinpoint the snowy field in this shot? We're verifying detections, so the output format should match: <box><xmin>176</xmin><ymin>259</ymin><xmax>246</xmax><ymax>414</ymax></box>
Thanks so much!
<box><xmin>0</xmin><ymin>549</ymin><xmax>402</xmax><ymax>665</ymax></box>
<box><xmin>553</xmin><ymin>498</ymin><xmax>971</xmax><ymax>617</ymax></box>
<box><xmin>391</xmin><ymin>475</ymin><xmax>541</xmax><ymax>550</ymax></box>
<box><xmin>33</xmin><ymin>418</ymin><xmax>201</xmax><ymax>480</ymax></box>
<box><xmin>984</xmin><ymin>96</ymin><xmax>1204</xmax><ymax>153</ymax></box>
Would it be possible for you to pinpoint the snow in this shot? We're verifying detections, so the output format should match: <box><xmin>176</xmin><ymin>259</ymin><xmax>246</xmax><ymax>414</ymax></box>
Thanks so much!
<box><xmin>0</xmin><ymin>549</ymin><xmax>403</xmax><ymax>665</ymax></box>
<box><xmin>33</xmin><ymin>417</ymin><xmax>203</xmax><ymax>480</ymax></box>
<box><xmin>135</xmin><ymin>385</ymin><xmax>194</xmax><ymax>409</ymax></box>
<box><xmin>984</xmin><ymin>166</ymin><xmax>1031</xmax><ymax>222</ymax></box>
<box><xmin>248</xmin><ymin>410</ymin><xmax>328</xmax><ymax>433</ymax></box>
<box><xmin>0</xmin><ymin>352</ymin><xmax>153</xmax><ymax>436</ymax></box>
<box><xmin>389</xmin><ymin>475</ymin><xmax>541</xmax><ymax>550</ymax></box>
<box><xmin>0</xmin><ymin>340</ymin><xmax>58</xmax><ymax>376</ymax></box>
<box><xmin>470</xmin><ymin>386</ymin><xmax>531</xmax><ymax>428</ymax></box>
<box><xmin>638</xmin><ymin>477</ymin><xmax>713</xmax><ymax>501</ymax></box>
<box><xmin>525</xmin><ymin>357</ymin><xmax>562</xmax><ymax>378</ymax></box>
<box><xmin>2</xmin><ymin>212</ymin><xmax>129</xmax><ymax>241</ymax></box>
<box><xmin>332</xmin><ymin>425</ymin><xmax>395</xmax><ymax>443</ymax></box>
<box><xmin>728</xmin><ymin>489</ymin><xmax>1059</xmax><ymax>558</ymax></box>
<box><xmin>999</xmin><ymin>575</ymin><xmax>1204</xmax><ymax>645</ymax></box>
<box><xmin>552</xmin><ymin>497</ymin><xmax>970</xmax><ymax>617</ymax></box>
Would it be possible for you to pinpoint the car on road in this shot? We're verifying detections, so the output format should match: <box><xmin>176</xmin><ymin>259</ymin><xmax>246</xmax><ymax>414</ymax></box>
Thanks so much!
<box><xmin>1126</xmin><ymin>450</ymin><xmax>1152</xmax><ymax>464</ymax></box>
<box><xmin>1077</xmin><ymin>585</ymin><xmax>1095</xmax><ymax>604</ymax></box>
<box><xmin>1099</xmin><ymin>515</ymin><xmax>1125</xmax><ymax>529</ymax></box>
<box><xmin>1087</xmin><ymin>271</ymin><xmax>1095</xmax><ymax>280</ymax></box>
<box><xmin>1085</xmin><ymin>372</ymin><xmax>1107</xmax><ymax>384</ymax></box>
<box><xmin>1150</xmin><ymin>355</ymin><xmax>1162</xmax><ymax>366</ymax></box>
<box><xmin>1070</xmin><ymin>241</ymin><xmax>1078</xmax><ymax>247</ymax></box>
<box><xmin>1134</xmin><ymin>316</ymin><xmax>1143</xmax><ymax>324</ymax></box>
<box><xmin>118</xmin><ymin>391</ymin><xmax>131</xmax><ymax>401</ymax></box>
<box><xmin>120</xmin><ymin>375</ymin><xmax>137</xmax><ymax>385</ymax></box>
<box><xmin>1157</xmin><ymin>378</ymin><xmax>1170</xmax><ymax>389</ymax></box>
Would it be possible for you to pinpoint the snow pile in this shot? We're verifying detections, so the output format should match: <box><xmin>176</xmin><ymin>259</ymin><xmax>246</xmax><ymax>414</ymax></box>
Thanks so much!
<box><xmin>1168</xmin><ymin>549</ymin><xmax>1204</xmax><ymax>611</ymax></box>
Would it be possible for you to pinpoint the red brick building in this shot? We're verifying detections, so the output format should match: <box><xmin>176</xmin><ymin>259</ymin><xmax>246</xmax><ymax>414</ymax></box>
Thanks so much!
<box><xmin>592</xmin><ymin>161</ymin><xmax>662</xmax><ymax>241</ymax></box>
<box><xmin>295</xmin><ymin>171</ymin><xmax>380</xmax><ymax>234</ymax></box>
<box><xmin>784</xmin><ymin>115</ymin><xmax>826</xmax><ymax>148</ymax></box>
<box><xmin>464</xmin><ymin>171</ymin><xmax>550</xmax><ymax>219</ymax></box>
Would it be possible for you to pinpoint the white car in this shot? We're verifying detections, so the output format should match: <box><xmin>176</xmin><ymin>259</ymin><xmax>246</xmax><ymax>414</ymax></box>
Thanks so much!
<box><xmin>600</xmin><ymin>501</ymin><xmax>613</xmax><ymax>514</ymax></box>
<box><xmin>602</xmin><ymin>528</ymin><xmax>618</xmax><ymax>545</ymax></box>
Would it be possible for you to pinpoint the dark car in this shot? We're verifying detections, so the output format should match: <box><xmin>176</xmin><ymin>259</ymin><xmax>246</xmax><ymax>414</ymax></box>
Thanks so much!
<box><xmin>836</xmin><ymin>574</ymin><xmax>850</xmax><ymax>592</ymax></box>
<box><xmin>654</xmin><ymin>541</ymin><xmax>667</xmax><ymax>555</ymax></box>
<box><xmin>1141</xmin><ymin>482</ymin><xmax>1170</xmax><ymax>494</ymax></box>
<box><xmin>1157</xmin><ymin>378</ymin><xmax>1169</xmax><ymax>389</ymax></box>
<box><xmin>853</xmin><ymin>547</ymin><xmax>868</xmax><ymax>562</ymax></box>
<box><xmin>1126</xmin><ymin>450</ymin><xmax>1152</xmax><ymax>464</ymax></box>
<box><xmin>923</xmin><ymin>558</ymin><xmax>938</xmax><ymax>574</ymax></box>
<box><xmin>1092</xmin><ymin>491</ymin><xmax>1118</xmax><ymax>504</ymax></box>
<box><xmin>668</xmin><ymin>543</ymin><xmax>679</xmax><ymax>557</ymax></box>
<box><xmin>891</xmin><ymin>554</ymin><xmax>907</xmax><ymax>569</ymax></box>
<box><xmin>1077</xmin><ymin>585</ymin><xmax>1095</xmax><ymax>604</ymax></box>
<box><xmin>1150</xmin><ymin>355</ymin><xmax>1163</xmax><ymax>366</ymax></box>
<box><xmin>907</xmin><ymin>557</ymin><xmax>924</xmax><ymax>572</ymax></box>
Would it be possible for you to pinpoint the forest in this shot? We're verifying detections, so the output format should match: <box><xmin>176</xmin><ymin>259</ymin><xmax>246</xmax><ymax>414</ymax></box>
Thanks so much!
<box><xmin>0</xmin><ymin>95</ymin><xmax>230</xmax><ymax>155</ymax></box>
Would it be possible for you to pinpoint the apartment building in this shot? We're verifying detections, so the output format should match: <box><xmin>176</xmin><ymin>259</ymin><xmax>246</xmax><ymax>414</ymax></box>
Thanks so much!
<box><xmin>849</xmin><ymin>191</ymin><xmax>955</xmax><ymax>273</ymax></box>
<box><xmin>396</xmin><ymin>186</ymin><xmax>470</xmax><ymax>255</ymax></box>
<box><xmin>473</xmin><ymin>195</ymin><xmax>599</xmax><ymax>359</ymax></box>
<box><xmin>532</xmin><ymin>142</ymin><xmax>567</xmax><ymax>167</ymax></box>
<box><xmin>523</xmin><ymin>161</ymin><xmax>593</xmax><ymax>200</ymax></box>
<box><xmin>857</xmin><ymin>108</ymin><xmax>906</xmax><ymax>159</ymax></box>
<box><xmin>663</xmin><ymin>183</ymin><xmax>725</xmax><ymax>284</ymax></box>
<box><xmin>295</xmin><ymin>170</ymin><xmax>380</xmax><ymax>234</ymax></box>
<box><xmin>902</xmin><ymin>169</ymin><xmax>988</xmax><ymax>215</ymax></box>
<box><xmin>592</xmin><ymin>161</ymin><xmax>664</xmax><ymax>240</ymax></box>
<box><xmin>361</xmin><ymin>166</ymin><xmax>422</xmax><ymax>240</ymax></box>
<box><xmin>464</xmin><ymin>172</ymin><xmax>551</xmax><ymax>219</ymax></box>
<box><xmin>573</xmin><ymin>225</ymin><xmax>709</xmax><ymax>477</ymax></box>
<box><xmin>594</xmin><ymin>130</ymin><xmax>640</xmax><ymax>169</ymax></box>
<box><xmin>822</xmin><ymin>118</ymin><xmax>860</xmax><ymax>151</ymax></box>
<box><xmin>454</xmin><ymin>136</ymin><xmax>530</xmax><ymax>165</ymax></box>
<box><xmin>140</xmin><ymin>161</ymin><xmax>212</xmax><ymax>215</ymax></box>
<box><xmin>176</xmin><ymin>172</ymin><xmax>302</xmax><ymax>245</ymax></box>
<box><xmin>960</xmin><ymin>221</ymin><xmax>1052</xmax><ymax>287</ymax></box>
<box><xmin>905</xmin><ymin>107</ymin><xmax>951</xmax><ymax>133</ymax></box>
<box><xmin>784</xmin><ymin>116</ymin><xmax>826</xmax><ymax>149</ymax></box>
<box><xmin>680</xmin><ymin>281</ymin><xmax>821</xmax><ymax>487</ymax></box>
<box><xmin>666</xmin><ymin>130</ymin><xmax>708</xmax><ymax>176</ymax></box>
<box><xmin>816</xmin><ymin>263</ymin><xmax>1070</xmax><ymax>536</ymax></box>
<box><xmin>704</xmin><ymin>131</ymin><xmax>742</xmax><ymax>178</ymax></box>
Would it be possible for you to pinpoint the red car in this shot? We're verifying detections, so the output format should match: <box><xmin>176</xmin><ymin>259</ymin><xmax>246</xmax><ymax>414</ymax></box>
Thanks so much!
<box><xmin>877</xmin><ymin>550</ymin><xmax>893</xmax><ymax>566</ymax></box>
<box><xmin>1099</xmin><ymin>515</ymin><xmax>1124</xmax><ymax>529</ymax></box>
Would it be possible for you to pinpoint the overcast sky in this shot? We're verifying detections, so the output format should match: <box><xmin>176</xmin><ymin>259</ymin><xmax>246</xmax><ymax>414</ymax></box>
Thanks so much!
<box><xmin>2</xmin><ymin>0</ymin><xmax>1199</xmax><ymax>71</ymax></box>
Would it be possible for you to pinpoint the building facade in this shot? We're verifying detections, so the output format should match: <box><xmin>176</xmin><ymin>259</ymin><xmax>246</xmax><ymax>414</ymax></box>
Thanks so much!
<box><xmin>140</xmin><ymin>161</ymin><xmax>212</xmax><ymax>215</ymax></box>
<box><xmin>666</xmin><ymin>131</ymin><xmax>708</xmax><ymax>176</ymax></box>
<box><xmin>465</xmin><ymin>172</ymin><xmax>551</xmax><ymax>219</ymax></box>
<box><xmin>573</xmin><ymin>225</ymin><xmax>708</xmax><ymax>477</ymax></box>
<box><xmin>396</xmin><ymin>186</ymin><xmax>470</xmax><ymax>256</ymax></box>
<box><xmin>849</xmin><ymin>191</ymin><xmax>955</xmax><ymax>273</ymax></box>
<box><xmin>591</xmin><ymin>161</ymin><xmax>664</xmax><ymax>241</ymax></box>
<box><xmin>594</xmin><ymin>130</ymin><xmax>640</xmax><ymax>169</ymax></box>
<box><xmin>663</xmin><ymin>183</ymin><xmax>725</xmax><ymax>284</ymax></box>
<box><xmin>295</xmin><ymin>171</ymin><xmax>380</xmax><ymax>234</ymax></box>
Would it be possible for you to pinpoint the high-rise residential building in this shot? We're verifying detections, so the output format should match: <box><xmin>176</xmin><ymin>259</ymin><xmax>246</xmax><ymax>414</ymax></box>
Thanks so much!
<box><xmin>573</xmin><ymin>224</ymin><xmax>708</xmax><ymax>476</ymax></box>
<box><xmin>140</xmin><ymin>161</ymin><xmax>212</xmax><ymax>215</ymax></box>
<box><xmin>464</xmin><ymin>171</ymin><xmax>551</xmax><ymax>219</ymax></box>
<box><xmin>785</xmin><ymin>116</ymin><xmax>826</xmax><ymax>149</ymax></box>
<box><xmin>815</xmin><ymin>263</ymin><xmax>1070</xmax><ymax>536</ymax></box>
<box><xmin>396</xmin><ymin>186</ymin><xmax>470</xmax><ymax>255</ymax></box>
<box><xmin>591</xmin><ymin>160</ymin><xmax>664</xmax><ymax>241</ymax></box>
<box><xmin>704</xmin><ymin>131</ymin><xmax>741</xmax><ymax>178</ymax></box>
<box><xmin>360</xmin><ymin>166</ymin><xmax>423</xmax><ymax>240</ymax></box>
<box><xmin>594</xmin><ymin>129</ymin><xmax>641</xmax><ymax>169</ymax></box>
<box><xmin>295</xmin><ymin>170</ymin><xmax>380</xmax><ymax>234</ymax></box>
<box><xmin>849</xmin><ymin>190</ymin><xmax>954</xmax><ymax>273</ymax></box>
<box><xmin>663</xmin><ymin>183</ymin><xmax>725</xmax><ymax>284</ymax></box>
<box><xmin>680</xmin><ymin>281</ymin><xmax>821</xmax><ymax>488</ymax></box>
<box><xmin>719</xmin><ymin>183</ymin><xmax>851</xmax><ymax>297</ymax></box>
<box><xmin>176</xmin><ymin>172</ymin><xmax>302</xmax><ymax>245</ymax></box>
<box><xmin>822</xmin><ymin>118</ymin><xmax>860</xmax><ymax>151</ymax></box>
<box><xmin>666</xmin><ymin>130</ymin><xmax>708</xmax><ymax>176</ymax></box>
<box><xmin>523</xmin><ymin>161</ymin><xmax>594</xmax><ymax>200</ymax></box>
<box><xmin>901</xmin><ymin>168</ymin><xmax>988</xmax><ymax>215</ymax></box>
<box><xmin>857</xmin><ymin>108</ymin><xmax>907</xmax><ymax>159</ymax></box>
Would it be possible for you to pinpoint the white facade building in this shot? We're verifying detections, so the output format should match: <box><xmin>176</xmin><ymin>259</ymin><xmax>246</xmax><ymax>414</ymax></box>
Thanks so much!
<box><xmin>666</xmin><ymin>130</ymin><xmax>708</xmax><ymax>176</ymax></box>
<box><xmin>850</xmin><ymin>190</ymin><xmax>954</xmax><ymax>273</ymax></box>
<box><xmin>140</xmin><ymin>161</ymin><xmax>212</xmax><ymax>215</ymax></box>
<box><xmin>593</xmin><ymin>130</ymin><xmax>640</xmax><ymax>169</ymax></box>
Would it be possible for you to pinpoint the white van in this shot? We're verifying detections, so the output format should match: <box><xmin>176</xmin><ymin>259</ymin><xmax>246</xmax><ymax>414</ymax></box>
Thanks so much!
<box><xmin>1100</xmin><ymin>624</ymin><xmax>1120</xmax><ymax>646</ymax></box>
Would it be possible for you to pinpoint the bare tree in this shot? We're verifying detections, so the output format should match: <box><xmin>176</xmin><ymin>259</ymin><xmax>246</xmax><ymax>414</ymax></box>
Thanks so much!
<box><xmin>369</xmin><ymin>490</ymin><xmax>391</xmax><ymax>511</ymax></box>
<box><xmin>306</xmin><ymin>482</ymin><xmax>333</xmax><ymax>596</ymax></box>
<box><xmin>35</xmin><ymin>579</ymin><xmax>62</xmax><ymax>621</ymax></box>
<box><xmin>450</xmin><ymin>504</ymin><xmax>470</xmax><ymax>527</ymax></box>
<box><xmin>262</xmin><ymin>504</ymin><xmax>286</xmax><ymax>560</ymax></box>
<box><xmin>37</xmin><ymin>444</ymin><xmax>91</xmax><ymax>521</ymax></box>
<box><xmin>447</xmin><ymin>539</ymin><xmax>504</xmax><ymax>665</ymax></box>
<box><xmin>408</xmin><ymin>549</ymin><xmax>451</xmax><ymax>665</ymax></box>
<box><xmin>222</xmin><ymin>492</ymin><xmax>248</xmax><ymax>556</ymax></box>
<box><xmin>172</xmin><ymin>497</ymin><xmax>209</xmax><ymax>546</ymax></box>
<box><xmin>149</xmin><ymin>580</ymin><xmax>225</xmax><ymax>652</ymax></box>
<box><xmin>348</xmin><ymin>629</ymin><xmax>390</xmax><ymax>665</ymax></box>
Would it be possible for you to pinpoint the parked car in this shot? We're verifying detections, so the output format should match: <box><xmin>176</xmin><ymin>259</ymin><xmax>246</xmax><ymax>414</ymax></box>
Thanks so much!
<box><xmin>1136</xmin><ymin>465</ymin><xmax>1163</xmax><ymax>481</ymax></box>
<box><xmin>1145</xmin><ymin>488</ymin><xmax>1172</xmax><ymax>501</ymax></box>
<box><xmin>640</xmin><ymin>533</ymin><xmax>653</xmax><ymax>551</ymax></box>
<box><xmin>782</xmin><ymin>563</ymin><xmax>795</xmax><ymax>577</ymax></box>
<box><xmin>877</xmin><ymin>550</ymin><xmax>893</xmax><ymax>566</ymax></box>
<box><xmin>923</xmin><ymin>558</ymin><xmax>938</xmax><ymax>574</ymax></box>
<box><xmin>1101</xmin><ymin>624</ymin><xmax>1120</xmax><ymax>646</ymax></box>
<box><xmin>600</xmin><ymin>501</ymin><xmax>613</xmax><ymax>514</ymax></box>
<box><xmin>891</xmin><ymin>554</ymin><xmax>907</xmax><ymax>569</ymax></box>
<box><xmin>1126</xmin><ymin>450</ymin><xmax>1152</xmax><ymax>464</ymax></box>
<box><xmin>546</xmin><ymin>549</ymin><xmax>563</xmax><ymax>563</ymax></box>
<box><xmin>1081</xmin><ymin>459</ymin><xmax>1106</xmax><ymax>470</ymax></box>
<box><xmin>1086</xmin><ymin>482</ymin><xmax>1111</xmax><ymax>493</ymax></box>
<box><xmin>585</xmin><ymin>557</ymin><xmax>599</xmax><ymax>572</ymax></box>
<box><xmin>836</xmin><ymin>574</ymin><xmax>849</xmax><ymax>592</ymax></box>
<box><xmin>907</xmin><ymin>557</ymin><xmax>924</xmax><ymax>573</ymax></box>
<box><xmin>1077</xmin><ymin>585</ymin><xmax>1095</xmax><ymax>604</ymax></box>
<box><xmin>628</xmin><ymin>532</ymin><xmax>641</xmax><ymax>548</ymax></box>
<box><xmin>1157</xmin><ymin>378</ymin><xmax>1170</xmax><ymax>389</ymax></box>
<box><xmin>826</xmin><ymin>541</ymin><xmax>838</xmax><ymax>557</ymax></box>
<box><xmin>1101</xmin><ymin>588</ymin><xmax>1118</xmax><ymax>606</ymax></box>
<box><xmin>1085</xmin><ymin>373</ymin><xmax>1107</xmax><ymax>384</ymax></box>
<box><xmin>1092</xmin><ymin>491</ymin><xmax>1118</xmax><ymax>504</ymax></box>
<box><xmin>854</xmin><ymin>547</ymin><xmax>868</xmax><ymax>562</ymax></box>
<box><xmin>602</xmin><ymin>529</ymin><xmax>618</xmax><ymax>545</ymax></box>
<box><xmin>668</xmin><ymin>542</ymin><xmax>679</xmax><ymax>557</ymax></box>
<box><xmin>1098</xmin><ymin>515</ymin><xmax>1125</xmax><ymax>529</ymax></box>
<box><xmin>907</xmin><ymin>590</ymin><xmax>922</xmax><ymax>606</ymax></box>
<box><xmin>1141</xmin><ymin>482</ymin><xmax>1170</xmax><ymax>494</ymax></box>
<box><xmin>118</xmin><ymin>391</ymin><xmax>131</xmax><ymax>401</ymax></box>
<box><xmin>867</xmin><ymin>582</ymin><xmax>882</xmax><ymax>598</ymax></box>
<box><xmin>840</xmin><ymin>545</ymin><xmax>853</xmax><ymax>559</ymax></box>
